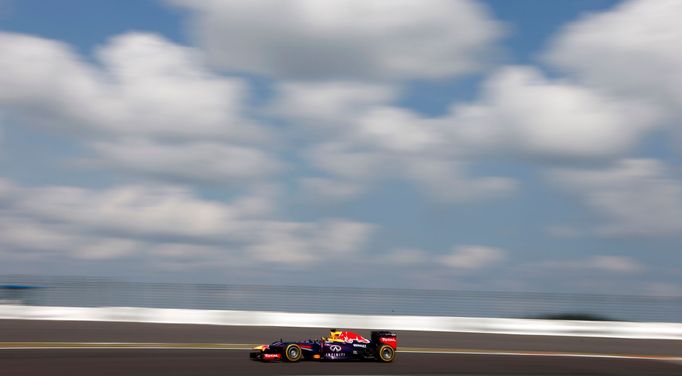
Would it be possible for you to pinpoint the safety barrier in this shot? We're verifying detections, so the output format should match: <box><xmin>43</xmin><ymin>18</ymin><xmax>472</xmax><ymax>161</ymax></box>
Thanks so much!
<box><xmin>0</xmin><ymin>304</ymin><xmax>680</xmax><ymax>340</ymax></box>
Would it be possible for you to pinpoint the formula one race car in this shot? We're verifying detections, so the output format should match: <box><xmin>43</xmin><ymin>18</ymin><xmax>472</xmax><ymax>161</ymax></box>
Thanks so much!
<box><xmin>250</xmin><ymin>329</ymin><xmax>397</xmax><ymax>362</ymax></box>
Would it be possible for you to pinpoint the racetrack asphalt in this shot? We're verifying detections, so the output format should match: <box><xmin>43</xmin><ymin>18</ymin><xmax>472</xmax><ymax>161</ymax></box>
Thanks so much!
<box><xmin>1</xmin><ymin>320</ymin><xmax>681</xmax><ymax>375</ymax></box>
<box><xmin>2</xmin><ymin>349</ymin><xmax>682</xmax><ymax>376</ymax></box>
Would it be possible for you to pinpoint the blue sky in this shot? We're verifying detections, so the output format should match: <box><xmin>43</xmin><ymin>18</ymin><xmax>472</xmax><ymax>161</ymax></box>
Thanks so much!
<box><xmin>0</xmin><ymin>0</ymin><xmax>680</xmax><ymax>295</ymax></box>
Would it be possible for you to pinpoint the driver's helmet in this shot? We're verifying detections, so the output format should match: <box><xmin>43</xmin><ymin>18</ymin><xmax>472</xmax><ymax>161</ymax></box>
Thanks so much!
<box><xmin>327</xmin><ymin>329</ymin><xmax>344</xmax><ymax>342</ymax></box>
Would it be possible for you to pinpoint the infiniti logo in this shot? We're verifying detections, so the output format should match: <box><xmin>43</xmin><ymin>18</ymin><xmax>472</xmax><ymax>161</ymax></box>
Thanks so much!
<box><xmin>329</xmin><ymin>345</ymin><xmax>342</xmax><ymax>352</ymax></box>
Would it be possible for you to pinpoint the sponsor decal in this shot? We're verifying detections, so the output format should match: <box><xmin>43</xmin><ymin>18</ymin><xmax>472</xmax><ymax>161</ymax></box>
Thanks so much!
<box><xmin>379</xmin><ymin>336</ymin><xmax>397</xmax><ymax>349</ymax></box>
<box><xmin>328</xmin><ymin>345</ymin><xmax>342</xmax><ymax>352</ymax></box>
<box><xmin>325</xmin><ymin>353</ymin><xmax>346</xmax><ymax>359</ymax></box>
<box><xmin>262</xmin><ymin>353</ymin><xmax>281</xmax><ymax>360</ymax></box>
<box><xmin>338</xmin><ymin>332</ymin><xmax>370</xmax><ymax>343</ymax></box>
<box><xmin>352</xmin><ymin>343</ymin><xmax>366</xmax><ymax>348</ymax></box>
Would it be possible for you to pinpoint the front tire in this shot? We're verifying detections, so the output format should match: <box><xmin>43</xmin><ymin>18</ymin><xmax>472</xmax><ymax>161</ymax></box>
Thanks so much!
<box><xmin>284</xmin><ymin>344</ymin><xmax>302</xmax><ymax>362</ymax></box>
<box><xmin>377</xmin><ymin>344</ymin><xmax>395</xmax><ymax>362</ymax></box>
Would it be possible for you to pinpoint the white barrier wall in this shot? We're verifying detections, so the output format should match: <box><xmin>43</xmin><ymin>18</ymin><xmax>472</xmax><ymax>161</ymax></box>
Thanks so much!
<box><xmin>0</xmin><ymin>305</ymin><xmax>680</xmax><ymax>340</ymax></box>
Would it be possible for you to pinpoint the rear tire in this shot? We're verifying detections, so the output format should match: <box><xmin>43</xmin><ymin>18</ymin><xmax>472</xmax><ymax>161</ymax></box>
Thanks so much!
<box><xmin>284</xmin><ymin>344</ymin><xmax>302</xmax><ymax>362</ymax></box>
<box><xmin>377</xmin><ymin>344</ymin><xmax>395</xmax><ymax>362</ymax></box>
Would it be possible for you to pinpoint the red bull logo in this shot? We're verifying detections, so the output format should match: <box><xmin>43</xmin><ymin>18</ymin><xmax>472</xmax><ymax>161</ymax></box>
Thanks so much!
<box><xmin>338</xmin><ymin>331</ymin><xmax>370</xmax><ymax>344</ymax></box>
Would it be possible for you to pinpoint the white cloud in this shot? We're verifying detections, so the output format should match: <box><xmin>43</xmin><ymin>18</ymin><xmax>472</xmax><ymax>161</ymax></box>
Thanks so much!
<box><xmin>274</xmin><ymin>82</ymin><xmax>517</xmax><ymax>203</ymax></box>
<box><xmin>0</xmin><ymin>218</ymin><xmax>145</xmax><ymax>260</ymax></box>
<box><xmin>148</xmin><ymin>243</ymin><xmax>231</xmax><ymax>270</ymax></box>
<box><xmin>273</xmin><ymin>65</ymin><xmax>660</xmax><ymax>204</ymax></box>
<box><xmin>0</xmin><ymin>218</ymin><xmax>77</xmax><ymax>253</ymax></box>
<box><xmin>549</xmin><ymin>159</ymin><xmax>682</xmax><ymax>236</ymax></box>
<box><xmin>590</xmin><ymin>256</ymin><xmax>642</xmax><ymax>273</ymax></box>
<box><xmin>271</xmin><ymin>81</ymin><xmax>398</xmax><ymax>127</ymax></box>
<box><xmin>386</xmin><ymin>248</ymin><xmax>429</xmax><ymax>265</ymax></box>
<box><xmin>446</xmin><ymin>66</ymin><xmax>660</xmax><ymax>161</ymax></box>
<box><xmin>0</xmin><ymin>178</ymin><xmax>13</xmax><ymax>200</ymax></box>
<box><xmin>529</xmin><ymin>255</ymin><xmax>643</xmax><ymax>274</ymax></box>
<box><xmin>316</xmin><ymin>219</ymin><xmax>374</xmax><ymax>256</ymax></box>
<box><xmin>547</xmin><ymin>0</ymin><xmax>682</xmax><ymax>119</ymax></box>
<box><xmin>303</xmin><ymin>142</ymin><xmax>516</xmax><ymax>203</ymax></box>
<box><xmin>0</xmin><ymin>32</ymin><xmax>286</xmax><ymax>187</ymax></box>
<box><xmin>403</xmin><ymin>158</ymin><xmax>517</xmax><ymax>202</ymax></box>
<box><xmin>0</xmin><ymin>32</ymin><xmax>265</xmax><ymax>141</ymax></box>
<box><xmin>299</xmin><ymin>177</ymin><xmax>366</xmax><ymax>202</ymax></box>
<box><xmin>246</xmin><ymin>223</ymin><xmax>314</xmax><ymax>265</ymax></box>
<box><xmin>88</xmin><ymin>139</ymin><xmax>284</xmax><ymax>184</ymax></box>
<box><xmin>168</xmin><ymin>0</ymin><xmax>504</xmax><ymax>80</ymax></box>
<box><xmin>246</xmin><ymin>219</ymin><xmax>374</xmax><ymax>266</ymax></box>
<box><xmin>7</xmin><ymin>183</ymin><xmax>243</xmax><ymax>240</ymax></box>
<box><xmin>440</xmin><ymin>245</ymin><xmax>505</xmax><ymax>270</ymax></box>
<box><xmin>354</xmin><ymin>107</ymin><xmax>442</xmax><ymax>153</ymax></box>
<box><xmin>304</xmin><ymin>142</ymin><xmax>390</xmax><ymax>181</ymax></box>
<box><xmin>0</xmin><ymin>179</ymin><xmax>374</xmax><ymax>266</ymax></box>
<box><xmin>71</xmin><ymin>238</ymin><xmax>141</xmax><ymax>260</ymax></box>
<box><xmin>0</xmin><ymin>214</ymin><xmax>223</xmax><ymax>263</ymax></box>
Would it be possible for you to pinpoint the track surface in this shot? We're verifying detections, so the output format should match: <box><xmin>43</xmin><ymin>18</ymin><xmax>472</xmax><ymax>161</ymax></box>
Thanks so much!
<box><xmin>2</xmin><ymin>349</ymin><xmax>681</xmax><ymax>376</ymax></box>
<box><xmin>1</xmin><ymin>320</ymin><xmax>680</xmax><ymax>375</ymax></box>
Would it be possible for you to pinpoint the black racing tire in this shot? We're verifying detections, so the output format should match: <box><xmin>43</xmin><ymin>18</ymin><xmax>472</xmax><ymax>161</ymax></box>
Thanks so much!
<box><xmin>284</xmin><ymin>344</ymin><xmax>303</xmax><ymax>362</ymax></box>
<box><xmin>377</xmin><ymin>344</ymin><xmax>395</xmax><ymax>362</ymax></box>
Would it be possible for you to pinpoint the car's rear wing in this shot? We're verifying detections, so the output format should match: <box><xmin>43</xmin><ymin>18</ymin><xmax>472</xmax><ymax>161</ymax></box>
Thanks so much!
<box><xmin>371</xmin><ymin>330</ymin><xmax>397</xmax><ymax>349</ymax></box>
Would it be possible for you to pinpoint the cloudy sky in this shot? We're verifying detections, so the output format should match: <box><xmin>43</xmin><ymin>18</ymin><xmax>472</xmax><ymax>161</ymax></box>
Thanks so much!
<box><xmin>0</xmin><ymin>0</ymin><xmax>680</xmax><ymax>294</ymax></box>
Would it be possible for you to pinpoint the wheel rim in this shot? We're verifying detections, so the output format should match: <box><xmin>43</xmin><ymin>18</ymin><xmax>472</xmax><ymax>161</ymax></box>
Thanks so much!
<box><xmin>381</xmin><ymin>347</ymin><xmax>393</xmax><ymax>360</ymax></box>
<box><xmin>288</xmin><ymin>347</ymin><xmax>300</xmax><ymax>359</ymax></box>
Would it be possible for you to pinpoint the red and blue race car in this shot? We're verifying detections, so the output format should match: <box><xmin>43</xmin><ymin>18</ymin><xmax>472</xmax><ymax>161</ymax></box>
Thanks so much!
<box><xmin>250</xmin><ymin>329</ymin><xmax>397</xmax><ymax>362</ymax></box>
